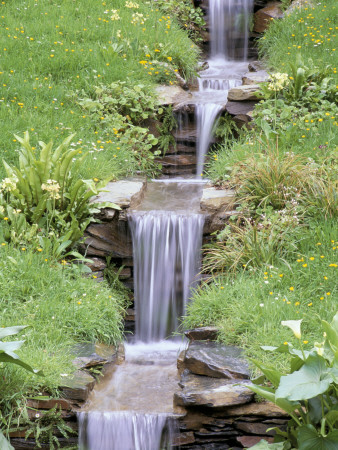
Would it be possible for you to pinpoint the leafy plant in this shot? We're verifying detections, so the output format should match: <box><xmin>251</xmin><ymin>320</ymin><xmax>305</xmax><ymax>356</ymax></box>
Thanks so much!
<box><xmin>156</xmin><ymin>105</ymin><xmax>177</xmax><ymax>155</ymax></box>
<box><xmin>156</xmin><ymin>0</ymin><xmax>206</xmax><ymax>43</ymax></box>
<box><xmin>0</xmin><ymin>326</ymin><xmax>43</xmax><ymax>375</ymax></box>
<box><xmin>0</xmin><ymin>132</ymin><xmax>120</xmax><ymax>249</ymax></box>
<box><xmin>249</xmin><ymin>314</ymin><xmax>338</xmax><ymax>449</ymax></box>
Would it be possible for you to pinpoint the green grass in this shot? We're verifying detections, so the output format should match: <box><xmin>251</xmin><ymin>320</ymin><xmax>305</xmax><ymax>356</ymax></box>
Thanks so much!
<box><xmin>259</xmin><ymin>0</ymin><xmax>338</xmax><ymax>80</ymax></box>
<box><xmin>186</xmin><ymin>0</ymin><xmax>338</xmax><ymax>374</ymax></box>
<box><xmin>0</xmin><ymin>0</ymin><xmax>199</xmax><ymax>180</ymax></box>
<box><xmin>0</xmin><ymin>243</ymin><xmax>127</xmax><ymax>421</ymax></box>
<box><xmin>184</xmin><ymin>220</ymin><xmax>338</xmax><ymax>373</ymax></box>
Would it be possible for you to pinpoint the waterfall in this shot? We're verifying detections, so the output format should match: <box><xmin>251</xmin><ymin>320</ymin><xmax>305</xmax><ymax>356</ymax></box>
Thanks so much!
<box><xmin>129</xmin><ymin>210</ymin><xmax>204</xmax><ymax>342</ymax></box>
<box><xmin>195</xmin><ymin>103</ymin><xmax>223</xmax><ymax>177</ymax></box>
<box><xmin>78</xmin><ymin>412</ymin><xmax>173</xmax><ymax>450</ymax></box>
<box><xmin>209</xmin><ymin>0</ymin><xmax>254</xmax><ymax>61</ymax></box>
<box><xmin>78</xmin><ymin>341</ymin><xmax>181</xmax><ymax>450</ymax></box>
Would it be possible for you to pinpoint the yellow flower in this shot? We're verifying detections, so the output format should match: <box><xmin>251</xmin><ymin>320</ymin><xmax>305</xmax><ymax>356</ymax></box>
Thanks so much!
<box><xmin>3</xmin><ymin>217</ymin><xmax>8</xmax><ymax>221</ymax></box>
<box><xmin>290</xmin><ymin>287</ymin><xmax>294</xmax><ymax>291</ymax></box>
<box><xmin>326</xmin><ymin>292</ymin><xmax>331</xmax><ymax>296</ymax></box>
<box><xmin>303</xmin><ymin>340</ymin><xmax>309</xmax><ymax>344</ymax></box>
<box><xmin>77</xmin><ymin>301</ymin><xmax>82</xmax><ymax>305</ymax></box>
<box><xmin>295</xmin><ymin>301</ymin><xmax>300</xmax><ymax>306</ymax></box>
<box><xmin>37</xmin><ymin>248</ymin><xmax>42</xmax><ymax>252</ymax></box>
<box><xmin>302</xmin><ymin>264</ymin><xmax>307</xmax><ymax>267</ymax></box>
<box><xmin>284</xmin><ymin>342</ymin><xmax>288</xmax><ymax>345</ymax></box>
<box><xmin>21</xmin><ymin>247</ymin><xmax>26</xmax><ymax>251</ymax></box>
<box><xmin>308</xmin><ymin>302</ymin><xmax>313</xmax><ymax>306</ymax></box>
<box><xmin>309</xmin><ymin>257</ymin><xmax>314</xmax><ymax>260</ymax></box>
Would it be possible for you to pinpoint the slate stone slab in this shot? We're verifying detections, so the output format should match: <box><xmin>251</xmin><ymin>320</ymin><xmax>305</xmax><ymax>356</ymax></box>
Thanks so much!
<box><xmin>174</xmin><ymin>372</ymin><xmax>254</xmax><ymax>408</ymax></box>
<box><xmin>183</xmin><ymin>342</ymin><xmax>250</xmax><ymax>379</ymax></box>
<box><xmin>185</xmin><ymin>327</ymin><xmax>219</xmax><ymax>341</ymax></box>
<box><xmin>60</xmin><ymin>370</ymin><xmax>95</xmax><ymax>402</ymax></box>
<box><xmin>90</xmin><ymin>179</ymin><xmax>146</xmax><ymax>209</ymax></box>
<box><xmin>228</xmin><ymin>85</ymin><xmax>262</xmax><ymax>101</ymax></box>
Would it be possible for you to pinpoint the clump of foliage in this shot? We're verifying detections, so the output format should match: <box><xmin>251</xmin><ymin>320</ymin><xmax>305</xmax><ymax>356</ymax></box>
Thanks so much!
<box><xmin>76</xmin><ymin>81</ymin><xmax>163</xmax><ymax>177</ymax></box>
<box><xmin>156</xmin><ymin>0</ymin><xmax>206</xmax><ymax>43</ymax></box>
<box><xmin>0</xmin><ymin>132</ymin><xmax>119</xmax><ymax>252</ymax></box>
<box><xmin>249</xmin><ymin>315</ymin><xmax>338</xmax><ymax>449</ymax></box>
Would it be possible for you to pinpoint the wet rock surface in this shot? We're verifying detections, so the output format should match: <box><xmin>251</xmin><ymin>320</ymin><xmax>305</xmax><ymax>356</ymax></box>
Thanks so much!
<box><xmin>175</xmin><ymin>371</ymin><xmax>254</xmax><ymax>408</ymax></box>
<box><xmin>228</xmin><ymin>84</ymin><xmax>262</xmax><ymax>101</ymax></box>
<box><xmin>185</xmin><ymin>327</ymin><xmax>219</xmax><ymax>341</ymax></box>
<box><xmin>242</xmin><ymin>70</ymin><xmax>270</xmax><ymax>85</ymax></box>
<box><xmin>181</xmin><ymin>342</ymin><xmax>250</xmax><ymax>380</ymax></box>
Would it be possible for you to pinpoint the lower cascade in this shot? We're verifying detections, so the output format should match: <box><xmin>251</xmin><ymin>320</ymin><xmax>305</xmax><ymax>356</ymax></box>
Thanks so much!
<box><xmin>78</xmin><ymin>342</ymin><xmax>181</xmax><ymax>450</ymax></box>
<box><xmin>129</xmin><ymin>210</ymin><xmax>204</xmax><ymax>342</ymax></box>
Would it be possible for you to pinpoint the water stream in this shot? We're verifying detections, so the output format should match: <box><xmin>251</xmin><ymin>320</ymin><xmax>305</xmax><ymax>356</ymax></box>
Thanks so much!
<box><xmin>78</xmin><ymin>0</ymin><xmax>254</xmax><ymax>447</ymax></box>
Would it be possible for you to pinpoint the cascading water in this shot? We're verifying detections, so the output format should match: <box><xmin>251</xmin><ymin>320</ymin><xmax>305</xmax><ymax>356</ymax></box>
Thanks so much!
<box><xmin>78</xmin><ymin>182</ymin><xmax>205</xmax><ymax>449</ymax></box>
<box><xmin>78</xmin><ymin>0</ymin><xmax>254</xmax><ymax>447</ymax></box>
<box><xmin>130</xmin><ymin>211</ymin><xmax>204</xmax><ymax>342</ymax></box>
<box><xmin>78</xmin><ymin>342</ymin><xmax>180</xmax><ymax>450</ymax></box>
<box><xmin>194</xmin><ymin>0</ymin><xmax>253</xmax><ymax>177</ymax></box>
<box><xmin>209</xmin><ymin>0</ymin><xmax>254</xmax><ymax>61</ymax></box>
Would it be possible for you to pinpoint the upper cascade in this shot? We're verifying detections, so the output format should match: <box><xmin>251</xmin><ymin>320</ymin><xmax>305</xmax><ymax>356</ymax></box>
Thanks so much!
<box><xmin>209</xmin><ymin>0</ymin><xmax>254</xmax><ymax>61</ymax></box>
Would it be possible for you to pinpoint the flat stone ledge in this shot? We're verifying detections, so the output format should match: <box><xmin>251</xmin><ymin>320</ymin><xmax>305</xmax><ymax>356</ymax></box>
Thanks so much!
<box><xmin>182</xmin><ymin>342</ymin><xmax>250</xmax><ymax>380</ymax></box>
<box><xmin>175</xmin><ymin>372</ymin><xmax>254</xmax><ymax>409</ymax></box>
<box><xmin>200</xmin><ymin>187</ymin><xmax>235</xmax><ymax>213</ymax></box>
<box><xmin>228</xmin><ymin>85</ymin><xmax>262</xmax><ymax>101</ymax></box>
<box><xmin>185</xmin><ymin>326</ymin><xmax>219</xmax><ymax>341</ymax></box>
<box><xmin>91</xmin><ymin>179</ymin><xmax>146</xmax><ymax>210</ymax></box>
<box><xmin>155</xmin><ymin>85</ymin><xmax>193</xmax><ymax>106</ymax></box>
<box><xmin>242</xmin><ymin>70</ymin><xmax>270</xmax><ymax>85</ymax></box>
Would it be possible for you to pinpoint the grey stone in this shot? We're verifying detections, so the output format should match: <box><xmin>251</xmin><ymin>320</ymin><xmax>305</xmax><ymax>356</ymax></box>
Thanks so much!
<box><xmin>183</xmin><ymin>342</ymin><xmax>250</xmax><ymax>379</ymax></box>
<box><xmin>174</xmin><ymin>372</ymin><xmax>254</xmax><ymax>408</ymax></box>
<box><xmin>225</xmin><ymin>101</ymin><xmax>257</xmax><ymax>116</ymax></box>
<box><xmin>235</xmin><ymin>421</ymin><xmax>278</xmax><ymax>436</ymax></box>
<box><xmin>85</xmin><ymin>257</ymin><xmax>107</xmax><ymax>272</ymax></box>
<box><xmin>237</xmin><ymin>436</ymin><xmax>274</xmax><ymax>447</ymax></box>
<box><xmin>84</xmin><ymin>220</ymin><xmax>132</xmax><ymax>258</ymax></box>
<box><xmin>185</xmin><ymin>327</ymin><xmax>219</xmax><ymax>341</ymax></box>
<box><xmin>200</xmin><ymin>187</ymin><xmax>235</xmax><ymax>214</ymax></box>
<box><xmin>60</xmin><ymin>370</ymin><xmax>95</xmax><ymax>402</ymax></box>
<box><xmin>242</xmin><ymin>70</ymin><xmax>270</xmax><ymax>85</ymax></box>
<box><xmin>228</xmin><ymin>85</ymin><xmax>262</xmax><ymax>101</ymax></box>
<box><xmin>155</xmin><ymin>85</ymin><xmax>193</xmax><ymax>106</ymax></box>
<box><xmin>225</xmin><ymin>401</ymin><xmax>288</xmax><ymax>417</ymax></box>
<box><xmin>248</xmin><ymin>61</ymin><xmax>266</xmax><ymax>72</ymax></box>
<box><xmin>91</xmin><ymin>179</ymin><xmax>146</xmax><ymax>210</ymax></box>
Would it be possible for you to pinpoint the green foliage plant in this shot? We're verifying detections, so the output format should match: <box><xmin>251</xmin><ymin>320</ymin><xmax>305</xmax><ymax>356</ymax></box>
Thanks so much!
<box><xmin>77</xmin><ymin>81</ymin><xmax>162</xmax><ymax>177</ymax></box>
<box><xmin>0</xmin><ymin>326</ymin><xmax>43</xmax><ymax>375</ymax></box>
<box><xmin>156</xmin><ymin>0</ymin><xmax>206</xmax><ymax>43</ymax></box>
<box><xmin>249</xmin><ymin>313</ymin><xmax>338</xmax><ymax>449</ymax></box>
<box><xmin>0</xmin><ymin>132</ymin><xmax>120</xmax><ymax>249</ymax></box>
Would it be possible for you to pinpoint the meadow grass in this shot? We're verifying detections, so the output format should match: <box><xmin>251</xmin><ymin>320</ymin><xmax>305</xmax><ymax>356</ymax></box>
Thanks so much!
<box><xmin>0</xmin><ymin>243</ymin><xmax>127</xmax><ymax>420</ymax></box>
<box><xmin>184</xmin><ymin>219</ymin><xmax>337</xmax><ymax>373</ymax></box>
<box><xmin>0</xmin><ymin>0</ymin><xmax>199</xmax><ymax>180</ymax></box>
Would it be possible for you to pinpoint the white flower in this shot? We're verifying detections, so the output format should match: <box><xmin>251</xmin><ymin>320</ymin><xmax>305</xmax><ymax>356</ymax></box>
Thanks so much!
<box><xmin>281</xmin><ymin>319</ymin><xmax>303</xmax><ymax>339</ymax></box>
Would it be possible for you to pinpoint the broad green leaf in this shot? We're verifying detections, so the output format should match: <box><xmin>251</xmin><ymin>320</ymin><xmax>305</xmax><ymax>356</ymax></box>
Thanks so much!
<box><xmin>276</xmin><ymin>355</ymin><xmax>332</xmax><ymax>401</ymax></box>
<box><xmin>0</xmin><ymin>326</ymin><xmax>27</xmax><ymax>340</ymax></box>
<box><xmin>297</xmin><ymin>425</ymin><xmax>338</xmax><ymax>450</ymax></box>
<box><xmin>322</xmin><ymin>319</ymin><xmax>338</xmax><ymax>354</ymax></box>
<box><xmin>251</xmin><ymin>359</ymin><xmax>282</xmax><ymax>387</ymax></box>
<box><xmin>0</xmin><ymin>430</ymin><xmax>14</xmax><ymax>450</ymax></box>
<box><xmin>249</xmin><ymin>440</ymin><xmax>287</xmax><ymax>450</ymax></box>
<box><xmin>0</xmin><ymin>340</ymin><xmax>25</xmax><ymax>352</ymax></box>
<box><xmin>0</xmin><ymin>350</ymin><xmax>43</xmax><ymax>375</ymax></box>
